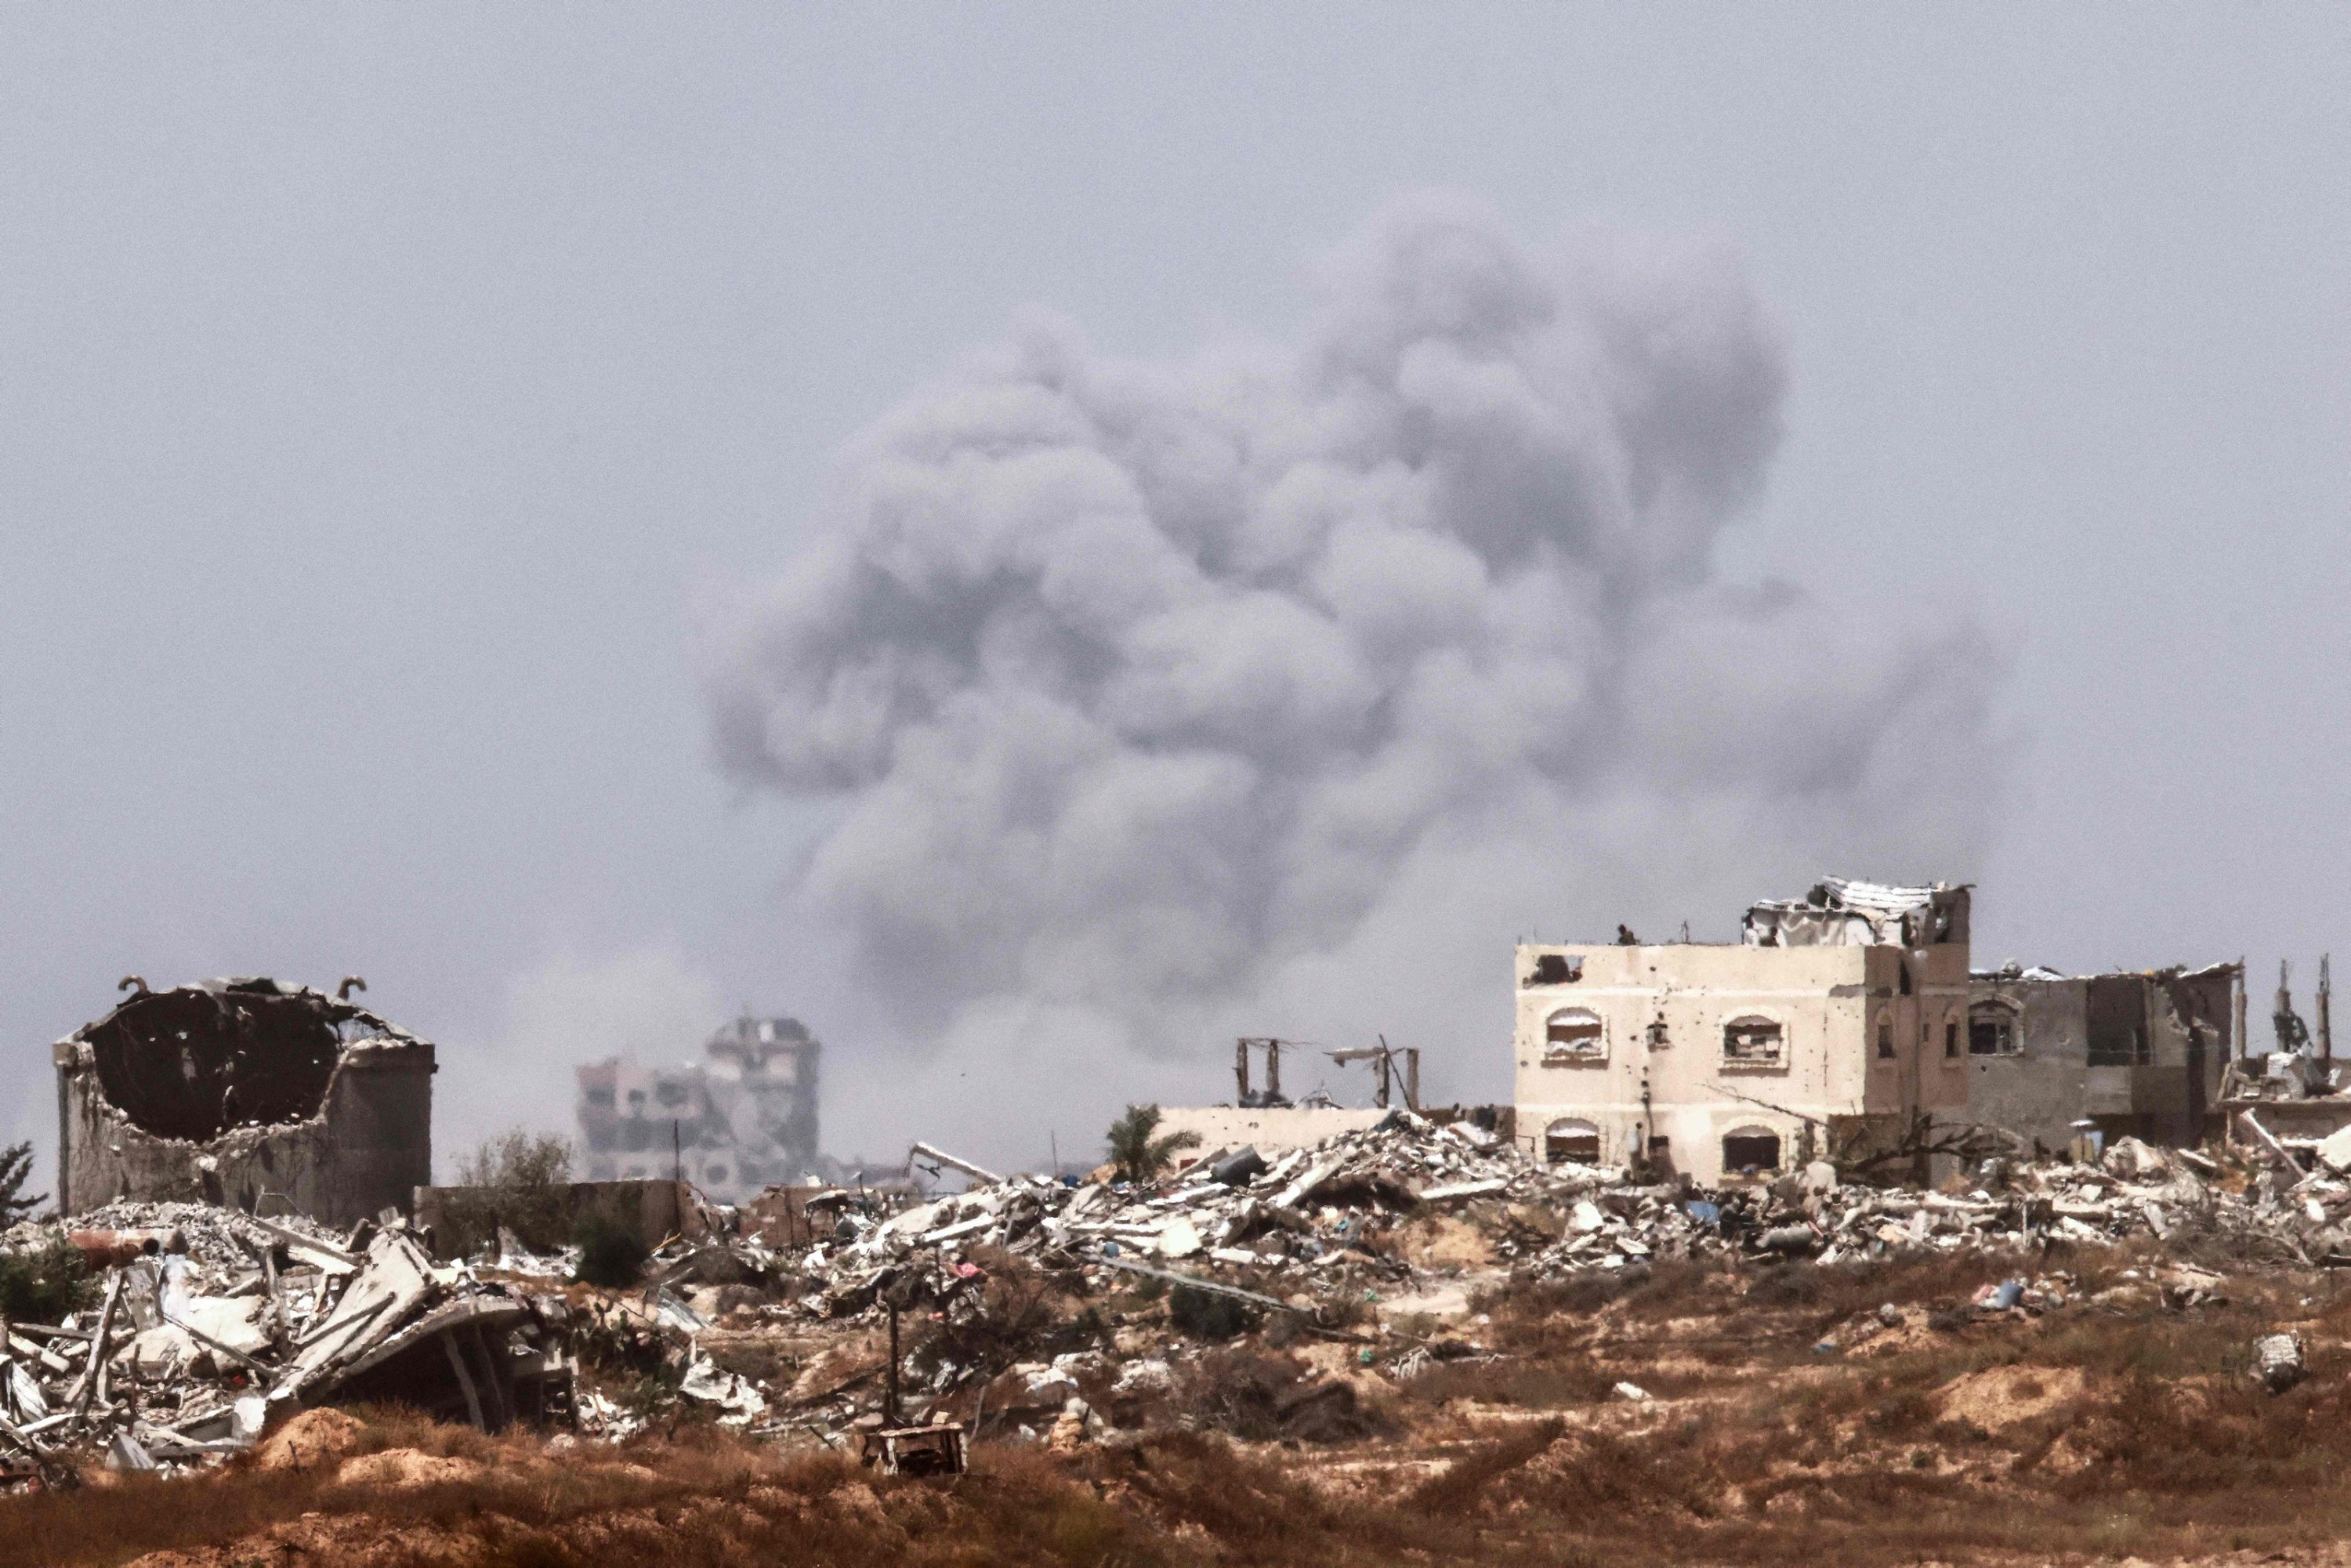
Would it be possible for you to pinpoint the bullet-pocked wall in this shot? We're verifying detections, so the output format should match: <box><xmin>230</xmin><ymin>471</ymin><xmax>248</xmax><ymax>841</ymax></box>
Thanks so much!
<box><xmin>53</xmin><ymin>977</ymin><xmax>435</xmax><ymax>1226</ymax></box>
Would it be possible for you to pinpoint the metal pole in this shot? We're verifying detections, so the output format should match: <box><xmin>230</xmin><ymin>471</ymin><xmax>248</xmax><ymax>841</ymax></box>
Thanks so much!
<box><xmin>1266</xmin><ymin>1040</ymin><xmax>1281</xmax><ymax>1101</ymax></box>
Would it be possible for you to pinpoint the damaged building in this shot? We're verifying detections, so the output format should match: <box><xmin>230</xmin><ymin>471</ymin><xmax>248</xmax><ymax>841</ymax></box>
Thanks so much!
<box><xmin>1515</xmin><ymin>880</ymin><xmax>1975</xmax><ymax>1186</ymax></box>
<box><xmin>576</xmin><ymin>1011</ymin><xmax>820</xmax><ymax>1203</ymax></box>
<box><xmin>53</xmin><ymin>976</ymin><xmax>435</xmax><ymax>1227</ymax></box>
<box><xmin>1516</xmin><ymin>878</ymin><xmax>2252</xmax><ymax>1182</ymax></box>
<box><xmin>1965</xmin><ymin>961</ymin><xmax>2242</xmax><ymax>1155</ymax></box>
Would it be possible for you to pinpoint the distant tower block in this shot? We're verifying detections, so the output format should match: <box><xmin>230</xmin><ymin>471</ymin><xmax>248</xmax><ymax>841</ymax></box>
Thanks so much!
<box><xmin>576</xmin><ymin>1011</ymin><xmax>820</xmax><ymax>1202</ymax></box>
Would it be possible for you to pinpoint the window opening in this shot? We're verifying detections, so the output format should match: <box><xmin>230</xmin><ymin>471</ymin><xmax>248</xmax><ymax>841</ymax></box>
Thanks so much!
<box><xmin>1970</xmin><ymin>1007</ymin><xmax>2020</xmax><ymax>1056</ymax></box>
<box><xmin>2087</xmin><ymin>1023</ymin><xmax>2146</xmax><ymax>1067</ymax></box>
<box><xmin>1722</xmin><ymin>1128</ymin><xmax>1782</xmax><ymax>1175</ymax></box>
<box><xmin>1544</xmin><ymin>1118</ymin><xmax>1601</xmax><ymax>1165</ymax></box>
<box><xmin>1722</xmin><ymin>1016</ymin><xmax>1785</xmax><ymax>1066</ymax></box>
<box><xmin>1542</xmin><ymin>1009</ymin><xmax>1605</xmax><ymax>1063</ymax></box>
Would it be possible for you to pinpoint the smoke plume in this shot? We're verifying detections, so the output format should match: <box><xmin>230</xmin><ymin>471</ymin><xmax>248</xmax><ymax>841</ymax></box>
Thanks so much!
<box><xmin>707</xmin><ymin>194</ymin><xmax>2002</xmax><ymax>1067</ymax></box>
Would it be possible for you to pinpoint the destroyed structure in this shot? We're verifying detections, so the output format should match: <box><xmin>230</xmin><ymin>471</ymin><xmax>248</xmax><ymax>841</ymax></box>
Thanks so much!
<box><xmin>1153</xmin><ymin>1037</ymin><xmax>1420</xmax><ymax>1158</ymax></box>
<box><xmin>13</xmin><ymin>961</ymin><xmax>2351</xmax><ymax>1484</ymax></box>
<box><xmin>1517</xmin><ymin>879</ymin><xmax>2254</xmax><ymax>1180</ymax></box>
<box><xmin>0</xmin><ymin>1200</ymin><xmax>571</xmax><ymax>1481</ymax></box>
<box><xmin>576</xmin><ymin>1011</ymin><xmax>820</xmax><ymax>1203</ymax></box>
<box><xmin>2219</xmin><ymin>958</ymin><xmax>2351</xmax><ymax>1140</ymax></box>
<box><xmin>1516</xmin><ymin>881</ymin><xmax>1974</xmax><ymax>1185</ymax></box>
<box><xmin>1966</xmin><ymin>960</ymin><xmax>2241</xmax><ymax>1154</ymax></box>
<box><xmin>53</xmin><ymin>977</ymin><xmax>434</xmax><ymax>1228</ymax></box>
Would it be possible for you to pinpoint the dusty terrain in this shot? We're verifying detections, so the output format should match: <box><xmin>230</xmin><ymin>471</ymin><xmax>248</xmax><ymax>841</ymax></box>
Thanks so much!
<box><xmin>18</xmin><ymin>1231</ymin><xmax>2351</xmax><ymax>1568</ymax></box>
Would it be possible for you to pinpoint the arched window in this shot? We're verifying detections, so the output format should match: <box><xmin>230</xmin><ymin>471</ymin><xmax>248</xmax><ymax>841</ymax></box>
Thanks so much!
<box><xmin>1969</xmin><ymin>1002</ymin><xmax>2020</xmax><ymax>1056</ymax></box>
<box><xmin>1542</xmin><ymin>1008</ymin><xmax>1605</xmax><ymax>1063</ymax></box>
<box><xmin>1722</xmin><ymin>1014</ymin><xmax>1786</xmax><ymax>1066</ymax></box>
<box><xmin>1545</xmin><ymin>1118</ymin><xmax>1602</xmax><ymax>1165</ymax></box>
<box><xmin>1722</xmin><ymin>1126</ymin><xmax>1782</xmax><ymax>1176</ymax></box>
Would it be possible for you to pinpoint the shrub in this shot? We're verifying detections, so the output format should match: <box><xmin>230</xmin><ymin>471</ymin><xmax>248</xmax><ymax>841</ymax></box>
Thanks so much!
<box><xmin>0</xmin><ymin>1238</ymin><xmax>89</xmax><ymax>1322</ymax></box>
<box><xmin>1169</xmin><ymin>1284</ymin><xmax>1255</xmax><ymax>1340</ymax></box>
<box><xmin>573</xmin><ymin>1214</ymin><xmax>650</xmax><ymax>1287</ymax></box>
<box><xmin>0</xmin><ymin>1141</ymin><xmax>45</xmax><ymax>1226</ymax></box>
<box><xmin>1174</xmin><ymin>1349</ymin><xmax>1378</xmax><ymax>1443</ymax></box>
<box><xmin>441</xmin><ymin>1129</ymin><xmax>574</xmax><ymax>1256</ymax></box>
<box><xmin>1105</xmin><ymin>1105</ymin><xmax>1201</xmax><ymax>1184</ymax></box>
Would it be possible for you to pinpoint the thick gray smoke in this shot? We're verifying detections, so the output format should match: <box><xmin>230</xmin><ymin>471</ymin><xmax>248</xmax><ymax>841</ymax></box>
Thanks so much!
<box><xmin>708</xmin><ymin>194</ymin><xmax>2001</xmax><ymax>1068</ymax></box>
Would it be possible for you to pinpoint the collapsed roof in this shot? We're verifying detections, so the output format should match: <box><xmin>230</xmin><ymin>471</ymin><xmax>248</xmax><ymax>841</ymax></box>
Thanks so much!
<box><xmin>1741</xmin><ymin>878</ymin><xmax>1972</xmax><ymax>949</ymax></box>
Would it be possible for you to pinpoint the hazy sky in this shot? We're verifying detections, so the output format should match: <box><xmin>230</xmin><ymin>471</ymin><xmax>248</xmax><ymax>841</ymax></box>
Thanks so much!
<box><xmin>2</xmin><ymin>7</ymin><xmax>2345</xmax><ymax>1179</ymax></box>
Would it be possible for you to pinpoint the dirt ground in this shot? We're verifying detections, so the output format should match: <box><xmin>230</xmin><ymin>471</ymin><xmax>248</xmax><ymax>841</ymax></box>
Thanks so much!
<box><xmin>20</xmin><ymin>1237</ymin><xmax>2351</xmax><ymax>1567</ymax></box>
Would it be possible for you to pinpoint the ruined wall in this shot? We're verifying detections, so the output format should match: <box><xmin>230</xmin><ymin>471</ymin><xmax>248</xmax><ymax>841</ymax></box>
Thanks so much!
<box><xmin>55</xmin><ymin>978</ymin><xmax>434</xmax><ymax>1227</ymax></box>
<box><xmin>1965</xmin><ymin>965</ymin><xmax>2237</xmax><ymax>1153</ymax></box>
<box><xmin>1152</xmin><ymin>1106</ymin><xmax>1391</xmax><ymax>1160</ymax></box>
<box><xmin>1965</xmin><ymin>974</ymin><xmax>2090</xmax><ymax>1157</ymax></box>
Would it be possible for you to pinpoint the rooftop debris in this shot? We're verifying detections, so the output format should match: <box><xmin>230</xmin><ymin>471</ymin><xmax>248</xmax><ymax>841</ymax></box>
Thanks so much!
<box><xmin>1742</xmin><ymin>878</ymin><xmax>1970</xmax><ymax>948</ymax></box>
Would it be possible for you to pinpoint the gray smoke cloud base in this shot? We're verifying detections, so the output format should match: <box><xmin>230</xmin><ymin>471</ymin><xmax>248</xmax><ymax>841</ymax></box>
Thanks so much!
<box><xmin>707</xmin><ymin>193</ymin><xmax>2003</xmax><ymax>1072</ymax></box>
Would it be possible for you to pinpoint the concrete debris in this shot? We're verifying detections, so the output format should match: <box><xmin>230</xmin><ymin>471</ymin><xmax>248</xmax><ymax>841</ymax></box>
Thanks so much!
<box><xmin>0</xmin><ymin>1201</ymin><xmax>571</xmax><ymax>1486</ymax></box>
<box><xmin>679</xmin><ymin>1350</ymin><xmax>769</xmax><ymax>1426</ymax></box>
<box><xmin>2253</xmin><ymin>1331</ymin><xmax>2306</xmax><ymax>1392</ymax></box>
<box><xmin>398</xmin><ymin>1106</ymin><xmax>2351</xmax><ymax>1460</ymax></box>
<box><xmin>29</xmin><ymin>1107</ymin><xmax>2319</xmax><ymax>1479</ymax></box>
<box><xmin>650</xmin><ymin>1110</ymin><xmax>2351</xmax><ymax>1353</ymax></box>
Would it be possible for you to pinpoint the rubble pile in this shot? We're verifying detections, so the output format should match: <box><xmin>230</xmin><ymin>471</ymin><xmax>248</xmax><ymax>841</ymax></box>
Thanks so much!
<box><xmin>759</xmin><ymin>1117</ymin><xmax>2334</xmax><ymax>1307</ymax></box>
<box><xmin>501</xmin><ymin>1116</ymin><xmax>2346</xmax><ymax>1450</ymax></box>
<box><xmin>0</xmin><ymin>1203</ymin><xmax>571</xmax><ymax>1484</ymax></box>
<box><xmin>13</xmin><ymin>1112</ymin><xmax>2347</xmax><ymax>1479</ymax></box>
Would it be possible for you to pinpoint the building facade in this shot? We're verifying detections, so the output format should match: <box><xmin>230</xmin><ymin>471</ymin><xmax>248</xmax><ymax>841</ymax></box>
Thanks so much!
<box><xmin>1514</xmin><ymin>881</ymin><xmax>1974</xmax><ymax>1185</ymax></box>
<box><xmin>575</xmin><ymin>1012</ymin><xmax>820</xmax><ymax>1203</ymax></box>
<box><xmin>1965</xmin><ymin>962</ymin><xmax>2240</xmax><ymax>1154</ymax></box>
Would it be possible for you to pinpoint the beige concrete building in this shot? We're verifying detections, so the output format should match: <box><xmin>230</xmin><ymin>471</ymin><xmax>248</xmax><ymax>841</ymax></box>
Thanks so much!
<box><xmin>1514</xmin><ymin>881</ymin><xmax>1973</xmax><ymax>1184</ymax></box>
